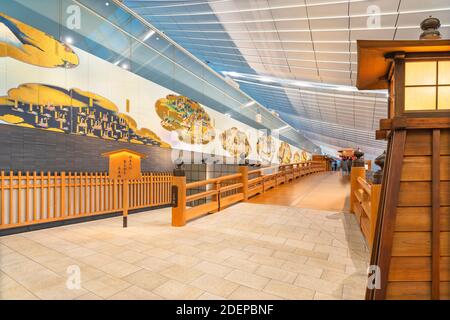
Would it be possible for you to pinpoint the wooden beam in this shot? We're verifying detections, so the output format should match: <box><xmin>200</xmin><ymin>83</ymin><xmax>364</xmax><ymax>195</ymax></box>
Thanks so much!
<box><xmin>379</xmin><ymin>119</ymin><xmax>392</xmax><ymax>130</ymax></box>
<box><xmin>379</xmin><ymin>117</ymin><xmax>450</xmax><ymax>131</ymax></box>
<box><xmin>376</xmin><ymin>130</ymin><xmax>388</xmax><ymax>140</ymax></box>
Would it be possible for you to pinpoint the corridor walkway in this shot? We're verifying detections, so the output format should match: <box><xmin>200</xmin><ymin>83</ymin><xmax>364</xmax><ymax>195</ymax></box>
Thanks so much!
<box><xmin>0</xmin><ymin>200</ymin><xmax>369</xmax><ymax>300</ymax></box>
<box><xmin>249</xmin><ymin>171</ymin><xmax>351</xmax><ymax>212</ymax></box>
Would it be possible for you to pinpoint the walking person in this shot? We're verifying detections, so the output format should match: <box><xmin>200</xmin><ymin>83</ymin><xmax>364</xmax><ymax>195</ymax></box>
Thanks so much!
<box><xmin>341</xmin><ymin>157</ymin><xmax>348</xmax><ymax>176</ymax></box>
<box><xmin>348</xmin><ymin>157</ymin><xmax>353</xmax><ymax>174</ymax></box>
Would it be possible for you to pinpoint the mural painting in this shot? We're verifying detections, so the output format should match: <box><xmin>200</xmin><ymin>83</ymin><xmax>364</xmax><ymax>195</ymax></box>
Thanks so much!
<box><xmin>277</xmin><ymin>142</ymin><xmax>292</xmax><ymax>164</ymax></box>
<box><xmin>301</xmin><ymin>150</ymin><xmax>310</xmax><ymax>162</ymax></box>
<box><xmin>0</xmin><ymin>12</ymin><xmax>170</xmax><ymax>148</ymax></box>
<box><xmin>256</xmin><ymin>135</ymin><xmax>275</xmax><ymax>163</ymax></box>
<box><xmin>0</xmin><ymin>11</ymin><xmax>313</xmax><ymax>163</ymax></box>
<box><xmin>0</xmin><ymin>13</ymin><xmax>79</xmax><ymax>68</ymax></box>
<box><xmin>293</xmin><ymin>151</ymin><xmax>301</xmax><ymax>163</ymax></box>
<box><xmin>220</xmin><ymin>127</ymin><xmax>251</xmax><ymax>159</ymax></box>
<box><xmin>155</xmin><ymin>94</ymin><xmax>215</xmax><ymax>145</ymax></box>
<box><xmin>0</xmin><ymin>83</ymin><xmax>170</xmax><ymax>148</ymax></box>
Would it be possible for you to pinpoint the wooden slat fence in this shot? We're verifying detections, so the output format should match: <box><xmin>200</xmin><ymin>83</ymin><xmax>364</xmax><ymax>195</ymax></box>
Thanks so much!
<box><xmin>0</xmin><ymin>171</ymin><xmax>172</xmax><ymax>230</ymax></box>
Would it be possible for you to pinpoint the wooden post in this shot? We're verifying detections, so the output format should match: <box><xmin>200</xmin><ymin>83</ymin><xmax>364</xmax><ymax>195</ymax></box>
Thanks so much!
<box><xmin>123</xmin><ymin>178</ymin><xmax>129</xmax><ymax>228</ymax></box>
<box><xmin>213</xmin><ymin>181</ymin><xmax>221</xmax><ymax>211</ymax></box>
<box><xmin>238</xmin><ymin>166</ymin><xmax>249</xmax><ymax>201</ymax></box>
<box><xmin>350</xmin><ymin>167</ymin><xmax>366</xmax><ymax>213</ymax></box>
<box><xmin>60</xmin><ymin>172</ymin><xmax>66</xmax><ymax>218</ymax></box>
<box><xmin>172</xmin><ymin>175</ymin><xmax>186</xmax><ymax>226</ymax></box>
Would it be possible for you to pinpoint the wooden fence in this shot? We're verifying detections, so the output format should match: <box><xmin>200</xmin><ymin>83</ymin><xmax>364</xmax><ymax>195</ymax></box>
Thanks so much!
<box><xmin>350</xmin><ymin>166</ymin><xmax>381</xmax><ymax>247</ymax></box>
<box><xmin>172</xmin><ymin>161</ymin><xmax>327</xmax><ymax>226</ymax></box>
<box><xmin>0</xmin><ymin>171</ymin><xmax>172</xmax><ymax>230</ymax></box>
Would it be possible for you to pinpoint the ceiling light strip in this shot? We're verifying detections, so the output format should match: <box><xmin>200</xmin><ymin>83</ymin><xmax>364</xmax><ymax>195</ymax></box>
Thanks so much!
<box><xmin>159</xmin><ymin>24</ymin><xmax>450</xmax><ymax>33</ymax></box>
<box><xmin>136</xmin><ymin>0</ymin><xmax>369</xmax><ymax>17</ymax></box>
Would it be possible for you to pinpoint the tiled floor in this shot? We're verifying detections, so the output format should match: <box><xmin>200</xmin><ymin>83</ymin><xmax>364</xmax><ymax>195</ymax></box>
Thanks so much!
<box><xmin>249</xmin><ymin>171</ymin><xmax>351</xmax><ymax>212</ymax></box>
<box><xmin>0</xmin><ymin>200</ymin><xmax>369</xmax><ymax>300</ymax></box>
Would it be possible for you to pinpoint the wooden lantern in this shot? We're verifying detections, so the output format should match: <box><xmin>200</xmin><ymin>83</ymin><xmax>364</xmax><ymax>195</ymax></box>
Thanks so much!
<box><xmin>357</xmin><ymin>20</ymin><xmax>450</xmax><ymax>300</ymax></box>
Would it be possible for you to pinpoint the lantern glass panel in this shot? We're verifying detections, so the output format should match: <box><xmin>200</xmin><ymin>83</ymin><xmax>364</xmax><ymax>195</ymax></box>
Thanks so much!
<box><xmin>405</xmin><ymin>87</ymin><xmax>436</xmax><ymax>111</ymax></box>
<box><xmin>438</xmin><ymin>86</ymin><xmax>450</xmax><ymax>110</ymax></box>
<box><xmin>438</xmin><ymin>61</ymin><xmax>450</xmax><ymax>85</ymax></box>
<box><xmin>405</xmin><ymin>61</ymin><xmax>437</xmax><ymax>86</ymax></box>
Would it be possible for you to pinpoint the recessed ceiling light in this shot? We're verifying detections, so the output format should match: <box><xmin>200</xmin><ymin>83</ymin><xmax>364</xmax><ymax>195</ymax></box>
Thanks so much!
<box><xmin>275</xmin><ymin>125</ymin><xmax>290</xmax><ymax>131</ymax></box>
<box><xmin>143</xmin><ymin>30</ymin><xmax>155</xmax><ymax>41</ymax></box>
<box><xmin>105</xmin><ymin>2</ymin><xmax>109</xmax><ymax>6</ymax></box>
<box><xmin>223</xmin><ymin>71</ymin><xmax>239</xmax><ymax>77</ymax></box>
<box><xmin>64</xmin><ymin>36</ymin><xmax>73</xmax><ymax>44</ymax></box>
<box><xmin>121</xmin><ymin>63</ymin><xmax>128</xmax><ymax>69</ymax></box>
<box><xmin>259</xmin><ymin>77</ymin><xmax>273</xmax><ymax>83</ymax></box>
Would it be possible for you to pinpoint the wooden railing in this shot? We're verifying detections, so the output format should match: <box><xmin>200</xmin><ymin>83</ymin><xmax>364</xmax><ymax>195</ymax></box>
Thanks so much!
<box><xmin>350</xmin><ymin>167</ymin><xmax>381</xmax><ymax>247</ymax></box>
<box><xmin>172</xmin><ymin>161</ymin><xmax>327</xmax><ymax>226</ymax></box>
<box><xmin>0</xmin><ymin>171</ymin><xmax>172</xmax><ymax>230</ymax></box>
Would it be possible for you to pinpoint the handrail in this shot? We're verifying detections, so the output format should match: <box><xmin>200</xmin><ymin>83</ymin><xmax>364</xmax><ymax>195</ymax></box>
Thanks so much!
<box><xmin>350</xmin><ymin>167</ymin><xmax>382</xmax><ymax>248</ymax></box>
<box><xmin>172</xmin><ymin>160</ymin><xmax>328</xmax><ymax>226</ymax></box>
<box><xmin>219</xmin><ymin>182</ymin><xmax>243</xmax><ymax>193</ymax></box>
<box><xmin>357</xmin><ymin>176</ymin><xmax>371</xmax><ymax>195</ymax></box>
<box><xmin>186</xmin><ymin>189</ymin><xmax>218</xmax><ymax>203</ymax></box>
<box><xmin>186</xmin><ymin>173</ymin><xmax>243</xmax><ymax>190</ymax></box>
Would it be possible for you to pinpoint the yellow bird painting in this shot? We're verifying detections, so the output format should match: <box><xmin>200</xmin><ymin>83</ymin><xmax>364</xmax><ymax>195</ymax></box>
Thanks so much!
<box><xmin>0</xmin><ymin>12</ymin><xmax>79</xmax><ymax>68</ymax></box>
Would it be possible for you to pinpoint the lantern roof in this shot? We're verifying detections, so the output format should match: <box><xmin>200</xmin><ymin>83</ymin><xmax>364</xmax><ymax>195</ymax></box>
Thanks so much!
<box><xmin>356</xmin><ymin>39</ymin><xmax>450</xmax><ymax>90</ymax></box>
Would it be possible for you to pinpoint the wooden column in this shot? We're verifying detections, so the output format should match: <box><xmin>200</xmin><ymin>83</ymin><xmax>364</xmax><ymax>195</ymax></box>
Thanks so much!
<box><xmin>350</xmin><ymin>167</ymin><xmax>366</xmax><ymax>213</ymax></box>
<box><xmin>239</xmin><ymin>166</ymin><xmax>249</xmax><ymax>201</ymax></box>
<box><xmin>171</xmin><ymin>175</ymin><xmax>186</xmax><ymax>227</ymax></box>
<box><xmin>431</xmin><ymin>129</ymin><xmax>441</xmax><ymax>299</ymax></box>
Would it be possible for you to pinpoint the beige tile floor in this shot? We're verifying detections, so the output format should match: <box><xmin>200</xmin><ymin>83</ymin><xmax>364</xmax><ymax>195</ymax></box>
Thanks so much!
<box><xmin>0</xmin><ymin>202</ymin><xmax>369</xmax><ymax>300</ymax></box>
<box><xmin>249</xmin><ymin>171</ymin><xmax>351</xmax><ymax>212</ymax></box>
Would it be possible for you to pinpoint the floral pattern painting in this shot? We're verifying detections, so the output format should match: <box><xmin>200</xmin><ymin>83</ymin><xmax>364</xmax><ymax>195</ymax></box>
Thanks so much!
<box><xmin>220</xmin><ymin>127</ymin><xmax>251</xmax><ymax>158</ymax></box>
<box><xmin>277</xmin><ymin>142</ymin><xmax>292</xmax><ymax>164</ymax></box>
<box><xmin>257</xmin><ymin>135</ymin><xmax>275</xmax><ymax>163</ymax></box>
<box><xmin>155</xmin><ymin>94</ymin><xmax>215</xmax><ymax>145</ymax></box>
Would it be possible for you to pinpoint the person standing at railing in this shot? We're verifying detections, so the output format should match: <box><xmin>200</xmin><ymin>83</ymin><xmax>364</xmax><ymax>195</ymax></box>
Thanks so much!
<box><xmin>341</xmin><ymin>157</ymin><xmax>349</xmax><ymax>176</ymax></box>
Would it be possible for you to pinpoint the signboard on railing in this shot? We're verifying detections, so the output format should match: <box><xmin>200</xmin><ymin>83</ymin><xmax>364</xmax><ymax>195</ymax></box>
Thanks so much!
<box><xmin>102</xmin><ymin>149</ymin><xmax>146</xmax><ymax>180</ymax></box>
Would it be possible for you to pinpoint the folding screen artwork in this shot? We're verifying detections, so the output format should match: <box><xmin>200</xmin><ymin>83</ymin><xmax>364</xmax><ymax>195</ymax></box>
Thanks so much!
<box><xmin>0</xmin><ymin>83</ymin><xmax>170</xmax><ymax>147</ymax></box>
<box><xmin>155</xmin><ymin>94</ymin><xmax>215</xmax><ymax>145</ymax></box>
<box><xmin>256</xmin><ymin>135</ymin><xmax>276</xmax><ymax>163</ymax></box>
<box><xmin>0</xmin><ymin>11</ymin><xmax>311</xmax><ymax>165</ymax></box>
<box><xmin>278</xmin><ymin>142</ymin><xmax>292</xmax><ymax>164</ymax></box>
<box><xmin>220</xmin><ymin>127</ymin><xmax>251</xmax><ymax>159</ymax></box>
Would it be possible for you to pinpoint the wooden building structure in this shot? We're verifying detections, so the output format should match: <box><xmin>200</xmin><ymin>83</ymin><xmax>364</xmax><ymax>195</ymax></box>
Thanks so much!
<box><xmin>357</xmin><ymin>19</ymin><xmax>450</xmax><ymax>300</ymax></box>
